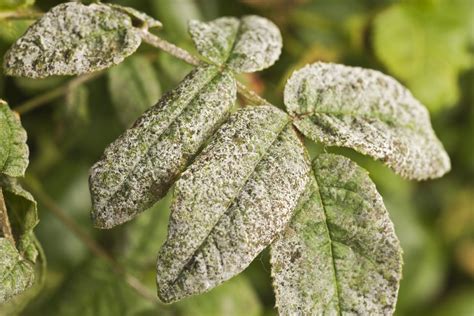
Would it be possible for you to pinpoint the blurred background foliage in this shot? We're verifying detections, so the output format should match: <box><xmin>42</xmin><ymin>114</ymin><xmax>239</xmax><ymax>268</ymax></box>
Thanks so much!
<box><xmin>0</xmin><ymin>0</ymin><xmax>473</xmax><ymax>315</ymax></box>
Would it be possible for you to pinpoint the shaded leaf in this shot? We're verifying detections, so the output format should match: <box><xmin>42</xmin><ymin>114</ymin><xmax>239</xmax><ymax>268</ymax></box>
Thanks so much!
<box><xmin>3</xmin><ymin>2</ymin><xmax>142</xmax><ymax>78</ymax></box>
<box><xmin>189</xmin><ymin>15</ymin><xmax>282</xmax><ymax>72</ymax></box>
<box><xmin>90</xmin><ymin>65</ymin><xmax>236</xmax><ymax>228</ymax></box>
<box><xmin>61</xmin><ymin>84</ymin><xmax>89</xmax><ymax>128</ymax></box>
<box><xmin>108</xmin><ymin>55</ymin><xmax>161</xmax><ymax>126</ymax></box>
<box><xmin>0</xmin><ymin>100</ymin><xmax>28</xmax><ymax>177</ymax></box>
<box><xmin>270</xmin><ymin>153</ymin><xmax>402</xmax><ymax>315</ymax></box>
<box><xmin>284</xmin><ymin>62</ymin><xmax>451</xmax><ymax>180</ymax></box>
<box><xmin>0</xmin><ymin>238</ymin><xmax>35</xmax><ymax>304</ymax></box>
<box><xmin>156</xmin><ymin>106</ymin><xmax>311</xmax><ymax>303</ymax></box>
<box><xmin>373</xmin><ymin>0</ymin><xmax>473</xmax><ymax>111</ymax></box>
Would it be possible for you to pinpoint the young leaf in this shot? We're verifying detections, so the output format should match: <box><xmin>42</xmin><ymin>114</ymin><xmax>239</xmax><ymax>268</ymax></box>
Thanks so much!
<box><xmin>0</xmin><ymin>238</ymin><xmax>35</xmax><ymax>304</ymax></box>
<box><xmin>156</xmin><ymin>106</ymin><xmax>311</xmax><ymax>303</ymax></box>
<box><xmin>108</xmin><ymin>55</ymin><xmax>161</xmax><ymax>126</ymax></box>
<box><xmin>189</xmin><ymin>15</ymin><xmax>282</xmax><ymax>72</ymax></box>
<box><xmin>3</xmin><ymin>2</ymin><xmax>142</xmax><ymax>78</ymax></box>
<box><xmin>270</xmin><ymin>153</ymin><xmax>402</xmax><ymax>315</ymax></box>
<box><xmin>0</xmin><ymin>100</ymin><xmax>28</xmax><ymax>177</ymax></box>
<box><xmin>90</xmin><ymin>65</ymin><xmax>236</xmax><ymax>229</ymax></box>
<box><xmin>284</xmin><ymin>62</ymin><xmax>451</xmax><ymax>180</ymax></box>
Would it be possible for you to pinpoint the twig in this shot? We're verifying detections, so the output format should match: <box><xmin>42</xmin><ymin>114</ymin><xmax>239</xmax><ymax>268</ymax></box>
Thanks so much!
<box><xmin>23</xmin><ymin>179</ymin><xmax>158</xmax><ymax>303</ymax></box>
<box><xmin>0</xmin><ymin>10</ymin><xmax>43</xmax><ymax>20</ymax></box>
<box><xmin>15</xmin><ymin>71</ymin><xmax>103</xmax><ymax>115</ymax></box>
<box><xmin>0</xmin><ymin>188</ymin><xmax>15</xmax><ymax>245</ymax></box>
<box><xmin>140</xmin><ymin>31</ymin><xmax>272</xmax><ymax>106</ymax></box>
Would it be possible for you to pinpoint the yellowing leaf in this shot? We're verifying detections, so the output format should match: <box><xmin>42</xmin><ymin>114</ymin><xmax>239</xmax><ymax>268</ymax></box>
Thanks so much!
<box><xmin>157</xmin><ymin>106</ymin><xmax>310</xmax><ymax>302</ymax></box>
<box><xmin>284</xmin><ymin>62</ymin><xmax>451</xmax><ymax>180</ymax></box>
<box><xmin>373</xmin><ymin>0</ymin><xmax>472</xmax><ymax>111</ymax></box>
<box><xmin>90</xmin><ymin>65</ymin><xmax>236</xmax><ymax>228</ymax></box>
<box><xmin>271</xmin><ymin>153</ymin><xmax>402</xmax><ymax>315</ymax></box>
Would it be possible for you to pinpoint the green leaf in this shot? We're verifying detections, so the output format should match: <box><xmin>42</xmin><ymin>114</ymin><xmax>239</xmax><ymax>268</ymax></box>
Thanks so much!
<box><xmin>373</xmin><ymin>0</ymin><xmax>473</xmax><ymax>111</ymax></box>
<box><xmin>108</xmin><ymin>55</ymin><xmax>161</xmax><ymax>126</ymax></box>
<box><xmin>0</xmin><ymin>0</ymin><xmax>34</xmax><ymax>11</ymax></box>
<box><xmin>284</xmin><ymin>62</ymin><xmax>451</xmax><ymax>180</ymax></box>
<box><xmin>270</xmin><ymin>153</ymin><xmax>402</xmax><ymax>315</ymax></box>
<box><xmin>0</xmin><ymin>20</ymin><xmax>31</xmax><ymax>43</ymax></box>
<box><xmin>156</xmin><ymin>106</ymin><xmax>311</xmax><ymax>303</ymax></box>
<box><xmin>90</xmin><ymin>65</ymin><xmax>236</xmax><ymax>229</ymax></box>
<box><xmin>3</xmin><ymin>2</ymin><xmax>142</xmax><ymax>78</ymax></box>
<box><xmin>189</xmin><ymin>15</ymin><xmax>282</xmax><ymax>72</ymax></box>
<box><xmin>61</xmin><ymin>84</ymin><xmax>90</xmax><ymax>129</ymax></box>
<box><xmin>0</xmin><ymin>238</ymin><xmax>35</xmax><ymax>304</ymax></box>
<box><xmin>0</xmin><ymin>100</ymin><xmax>28</xmax><ymax>177</ymax></box>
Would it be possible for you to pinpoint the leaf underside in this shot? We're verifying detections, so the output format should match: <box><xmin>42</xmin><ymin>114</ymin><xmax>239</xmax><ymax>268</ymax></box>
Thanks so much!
<box><xmin>90</xmin><ymin>65</ymin><xmax>236</xmax><ymax>229</ymax></box>
<box><xmin>189</xmin><ymin>15</ymin><xmax>282</xmax><ymax>72</ymax></box>
<box><xmin>271</xmin><ymin>153</ymin><xmax>402</xmax><ymax>315</ymax></box>
<box><xmin>3</xmin><ymin>2</ymin><xmax>142</xmax><ymax>78</ymax></box>
<box><xmin>284</xmin><ymin>62</ymin><xmax>450</xmax><ymax>180</ymax></box>
<box><xmin>157</xmin><ymin>105</ymin><xmax>311</xmax><ymax>303</ymax></box>
<box><xmin>0</xmin><ymin>100</ymin><xmax>28</xmax><ymax>177</ymax></box>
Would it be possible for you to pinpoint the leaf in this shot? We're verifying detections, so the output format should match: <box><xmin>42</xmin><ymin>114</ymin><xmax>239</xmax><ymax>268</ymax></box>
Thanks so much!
<box><xmin>0</xmin><ymin>100</ymin><xmax>28</xmax><ymax>177</ymax></box>
<box><xmin>90</xmin><ymin>65</ymin><xmax>236</xmax><ymax>229</ymax></box>
<box><xmin>0</xmin><ymin>238</ymin><xmax>35</xmax><ymax>304</ymax></box>
<box><xmin>189</xmin><ymin>15</ymin><xmax>282</xmax><ymax>72</ymax></box>
<box><xmin>156</xmin><ymin>105</ymin><xmax>311</xmax><ymax>303</ymax></box>
<box><xmin>0</xmin><ymin>20</ymin><xmax>31</xmax><ymax>43</ymax></box>
<box><xmin>270</xmin><ymin>153</ymin><xmax>402</xmax><ymax>315</ymax></box>
<box><xmin>284</xmin><ymin>62</ymin><xmax>451</xmax><ymax>180</ymax></box>
<box><xmin>0</xmin><ymin>0</ymin><xmax>34</xmax><ymax>11</ymax></box>
<box><xmin>3</xmin><ymin>2</ymin><xmax>142</xmax><ymax>78</ymax></box>
<box><xmin>373</xmin><ymin>0</ymin><xmax>473</xmax><ymax>111</ymax></box>
<box><xmin>108</xmin><ymin>55</ymin><xmax>161</xmax><ymax>126</ymax></box>
<box><xmin>61</xmin><ymin>84</ymin><xmax>89</xmax><ymax>128</ymax></box>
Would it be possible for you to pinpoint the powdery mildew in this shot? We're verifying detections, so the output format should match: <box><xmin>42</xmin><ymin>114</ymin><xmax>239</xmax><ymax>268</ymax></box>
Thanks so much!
<box><xmin>189</xmin><ymin>15</ymin><xmax>282</xmax><ymax>73</ymax></box>
<box><xmin>271</xmin><ymin>153</ymin><xmax>402</xmax><ymax>315</ymax></box>
<box><xmin>156</xmin><ymin>106</ymin><xmax>311</xmax><ymax>302</ymax></box>
<box><xmin>3</xmin><ymin>2</ymin><xmax>142</xmax><ymax>78</ymax></box>
<box><xmin>0</xmin><ymin>238</ymin><xmax>35</xmax><ymax>304</ymax></box>
<box><xmin>0</xmin><ymin>100</ymin><xmax>29</xmax><ymax>177</ymax></box>
<box><xmin>89</xmin><ymin>65</ymin><xmax>236</xmax><ymax>229</ymax></box>
<box><xmin>284</xmin><ymin>62</ymin><xmax>451</xmax><ymax>180</ymax></box>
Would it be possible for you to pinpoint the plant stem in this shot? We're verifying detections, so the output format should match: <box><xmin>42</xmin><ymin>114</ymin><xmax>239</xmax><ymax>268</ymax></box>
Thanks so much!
<box><xmin>23</xmin><ymin>179</ymin><xmax>157</xmax><ymax>303</ymax></box>
<box><xmin>0</xmin><ymin>188</ymin><xmax>15</xmax><ymax>245</ymax></box>
<box><xmin>15</xmin><ymin>71</ymin><xmax>103</xmax><ymax>115</ymax></box>
<box><xmin>0</xmin><ymin>10</ymin><xmax>43</xmax><ymax>20</ymax></box>
<box><xmin>140</xmin><ymin>30</ymin><xmax>271</xmax><ymax>106</ymax></box>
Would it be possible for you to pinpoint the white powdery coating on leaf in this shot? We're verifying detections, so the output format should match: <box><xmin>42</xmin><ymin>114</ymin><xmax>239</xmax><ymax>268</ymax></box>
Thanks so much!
<box><xmin>89</xmin><ymin>65</ymin><xmax>236</xmax><ymax>228</ymax></box>
<box><xmin>284</xmin><ymin>62</ymin><xmax>451</xmax><ymax>180</ymax></box>
<box><xmin>189</xmin><ymin>15</ymin><xmax>282</xmax><ymax>73</ymax></box>
<box><xmin>156</xmin><ymin>106</ymin><xmax>311</xmax><ymax>303</ymax></box>
<box><xmin>271</xmin><ymin>153</ymin><xmax>402</xmax><ymax>316</ymax></box>
<box><xmin>0</xmin><ymin>100</ymin><xmax>29</xmax><ymax>177</ymax></box>
<box><xmin>0</xmin><ymin>238</ymin><xmax>35</xmax><ymax>304</ymax></box>
<box><xmin>188</xmin><ymin>17</ymin><xmax>239</xmax><ymax>65</ymax></box>
<box><xmin>3</xmin><ymin>2</ymin><xmax>141</xmax><ymax>78</ymax></box>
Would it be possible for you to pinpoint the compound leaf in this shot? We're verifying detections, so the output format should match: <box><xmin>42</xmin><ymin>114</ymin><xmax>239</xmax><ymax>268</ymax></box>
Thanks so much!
<box><xmin>108</xmin><ymin>55</ymin><xmax>161</xmax><ymax>126</ymax></box>
<box><xmin>3</xmin><ymin>2</ymin><xmax>143</xmax><ymax>78</ymax></box>
<box><xmin>0</xmin><ymin>238</ymin><xmax>35</xmax><ymax>304</ymax></box>
<box><xmin>284</xmin><ymin>62</ymin><xmax>451</xmax><ymax>180</ymax></box>
<box><xmin>90</xmin><ymin>65</ymin><xmax>236</xmax><ymax>229</ymax></box>
<box><xmin>270</xmin><ymin>153</ymin><xmax>402</xmax><ymax>315</ymax></box>
<box><xmin>0</xmin><ymin>100</ymin><xmax>28</xmax><ymax>177</ymax></box>
<box><xmin>189</xmin><ymin>15</ymin><xmax>282</xmax><ymax>72</ymax></box>
<box><xmin>157</xmin><ymin>106</ymin><xmax>311</xmax><ymax>303</ymax></box>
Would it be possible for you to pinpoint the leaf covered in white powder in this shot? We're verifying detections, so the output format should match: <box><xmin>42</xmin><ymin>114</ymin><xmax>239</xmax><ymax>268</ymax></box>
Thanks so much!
<box><xmin>0</xmin><ymin>100</ymin><xmax>28</xmax><ymax>177</ymax></box>
<box><xmin>156</xmin><ymin>105</ymin><xmax>311</xmax><ymax>303</ymax></box>
<box><xmin>270</xmin><ymin>153</ymin><xmax>402</xmax><ymax>315</ymax></box>
<box><xmin>189</xmin><ymin>15</ymin><xmax>282</xmax><ymax>73</ymax></box>
<box><xmin>3</xmin><ymin>2</ymin><xmax>143</xmax><ymax>78</ymax></box>
<box><xmin>89</xmin><ymin>65</ymin><xmax>236</xmax><ymax>229</ymax></box>
<box><xmin>284</xmin><ymin>62</ymin><xmax>451</xmax><ymax>180</ymax></box>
